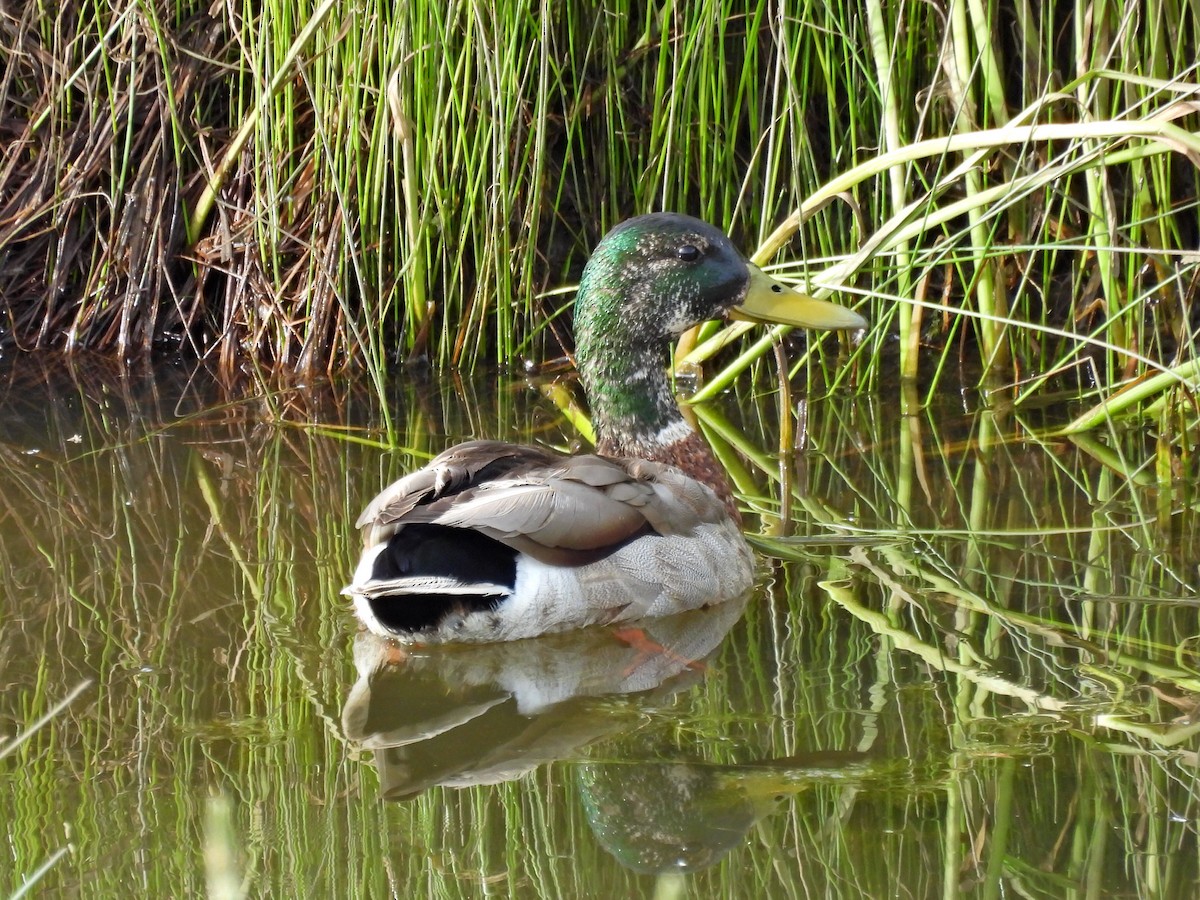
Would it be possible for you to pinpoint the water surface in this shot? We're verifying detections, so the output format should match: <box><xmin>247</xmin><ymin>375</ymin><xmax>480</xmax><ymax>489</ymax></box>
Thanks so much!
<box><xmin>2</xmin><ymin>356</ymin><xmax>1197</xmax><ymax>898</ymax></box>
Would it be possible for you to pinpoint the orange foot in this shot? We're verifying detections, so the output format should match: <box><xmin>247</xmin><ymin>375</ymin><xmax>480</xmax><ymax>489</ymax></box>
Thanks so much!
<box><xmin>611</xmin><ymin>627</ymin><xmax>707</xmax><ymax>677</ymax></box>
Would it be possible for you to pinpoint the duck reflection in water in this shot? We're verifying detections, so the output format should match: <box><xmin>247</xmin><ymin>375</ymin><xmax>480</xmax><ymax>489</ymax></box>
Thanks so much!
<box><xmin>343</xmin><ymin>597</ymin><xmax>877</xmax><ymax>874</ymax></box>
<box><xmin>341</xmin><ymin>597</ymin><xmax>747</xmax><ymax>800</ymax></box>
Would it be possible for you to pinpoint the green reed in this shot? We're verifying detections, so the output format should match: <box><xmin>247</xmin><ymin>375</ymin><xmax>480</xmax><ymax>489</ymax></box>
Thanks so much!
<box><xmin>2</xmin><ymin>0</ymin><xmax>1195</xmax><ymax>434</ymax></box>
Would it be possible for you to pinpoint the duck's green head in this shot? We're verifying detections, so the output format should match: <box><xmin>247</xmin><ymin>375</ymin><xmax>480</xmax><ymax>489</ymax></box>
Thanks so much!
<box><xmin>573</xmin><ymin>213</ymin><xmax>866</xmax><ymax>457</ymax></box>
<box><xmin>575</xmin><ymin>213</ymin><xmax>866</xmax><ymax>349</ymax></box>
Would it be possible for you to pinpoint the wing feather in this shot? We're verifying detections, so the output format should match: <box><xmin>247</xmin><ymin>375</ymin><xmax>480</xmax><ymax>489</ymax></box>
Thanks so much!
<box><xmin>356</xmin><ymin>440</ymin><xmax>730</xmax><ymax>564</ymax></box>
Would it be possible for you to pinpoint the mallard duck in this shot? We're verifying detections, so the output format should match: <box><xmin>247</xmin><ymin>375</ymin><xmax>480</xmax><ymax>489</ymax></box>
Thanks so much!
<box><xmin>346</xmin><ymin>213</ymin><xmax>866</xmax><ymax>643</ymax></box>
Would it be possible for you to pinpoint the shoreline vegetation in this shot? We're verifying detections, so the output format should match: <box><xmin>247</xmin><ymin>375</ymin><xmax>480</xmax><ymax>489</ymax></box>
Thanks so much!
<box><xmin>0</xmin><ymin>1</ymin><xmax>1197</xmax><ymax>433</ymax></box>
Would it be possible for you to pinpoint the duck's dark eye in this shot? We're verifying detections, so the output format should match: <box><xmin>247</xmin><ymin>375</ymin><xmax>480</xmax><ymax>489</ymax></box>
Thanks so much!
<box><xmin>676</xmin><ymin>244</ymin><xmax>701</xmax><ymax>262</ymax></box>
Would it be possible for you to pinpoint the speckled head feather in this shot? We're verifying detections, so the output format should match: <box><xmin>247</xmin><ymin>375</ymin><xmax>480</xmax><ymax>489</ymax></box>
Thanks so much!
<box><xmin>572</xmin><ymin>214</ymin><xmax>762</xmax><ymax>507</ymax></box>
<box><xmin>576</xmin><ymin>213</ymin><xmax>754</xmax><ymax>344</ymax></box>
<box><xmin>575</xmin><ymin>215</ymin><xmax>753</xmax><ymax>435</ymax></box>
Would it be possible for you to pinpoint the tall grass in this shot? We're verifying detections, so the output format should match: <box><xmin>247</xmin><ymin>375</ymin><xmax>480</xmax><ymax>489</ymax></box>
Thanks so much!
<box><xmin>2</xmin><ymin>1</ymin><xmax>1195</xmax><ymax>420</ymax></box>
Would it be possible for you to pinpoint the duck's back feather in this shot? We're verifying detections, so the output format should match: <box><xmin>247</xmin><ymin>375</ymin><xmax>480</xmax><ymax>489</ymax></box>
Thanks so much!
<box><xmin>346</xmin><ymin>440</ymin><xmax>754</xmax><ymax>643</ymax></box>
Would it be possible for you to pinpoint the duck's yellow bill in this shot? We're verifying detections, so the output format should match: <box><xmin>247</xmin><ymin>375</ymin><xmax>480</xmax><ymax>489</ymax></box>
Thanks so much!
<box><xmin>731</xmin><ymin>264</ymin><xmax>867</xmax><ymax>331</ymax></box>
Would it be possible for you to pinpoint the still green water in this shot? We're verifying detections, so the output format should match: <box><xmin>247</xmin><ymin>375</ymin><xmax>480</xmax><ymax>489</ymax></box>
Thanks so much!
<box><xmin>1</xmin><ymin>357</ymin><xmax>1197</xmax><ymax>898</ymax></box>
